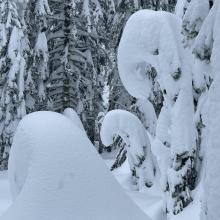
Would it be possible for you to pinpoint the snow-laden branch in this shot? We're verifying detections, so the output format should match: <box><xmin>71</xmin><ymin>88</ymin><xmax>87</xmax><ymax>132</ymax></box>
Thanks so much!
<box><xmin>100</xmin><ymin>110</ymin><xmax>156</xmax><ymax>189</ymax></box>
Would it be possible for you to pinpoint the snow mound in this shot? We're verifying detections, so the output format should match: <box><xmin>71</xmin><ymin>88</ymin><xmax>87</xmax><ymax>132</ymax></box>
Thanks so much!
<box><xmin>117</xmin><ymin>10</ymin><xmax>184</xmax><ymax>101</ymax></box>
<box><xmin>2</xmin><ymin>111</ymin><xmax>149</xmax><ymax>220</ymax></box>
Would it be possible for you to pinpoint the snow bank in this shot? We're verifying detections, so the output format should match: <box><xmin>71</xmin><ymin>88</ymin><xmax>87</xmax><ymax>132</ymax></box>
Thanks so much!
<box><xmin>117</xmin><ymin>10</ymin><xmax>184</xmax><ymax>102</ymax></box>
<box><xmin>100</xmin><ymin>110</ymin><xmax>156</xmax><ymax>189</ymax></box>
<box><xmin>2</xmin><ymin>111</ymin><xmax>149</xmax><ymax>220</ymax></box>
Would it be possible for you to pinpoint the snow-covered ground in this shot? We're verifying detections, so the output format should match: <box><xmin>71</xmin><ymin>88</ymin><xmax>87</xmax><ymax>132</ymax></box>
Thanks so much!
<box><xmin>0</xmin><ymin>172</ymin><xmax>11</xmax><ymax>216</ymax></box>
<box><xmin>0</xmin><ymin>153</ymin><xmax>202</xmax><ymax>220</ymax></box>
<box><xmin>103</xmin><ymin>152</ymin><xmax>202</xmax><ymax>220</ymax></box>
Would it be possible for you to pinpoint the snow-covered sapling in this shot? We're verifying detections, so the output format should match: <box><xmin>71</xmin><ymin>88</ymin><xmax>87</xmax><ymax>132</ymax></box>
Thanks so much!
<box><xmin>100</xmin><ymin>110</ymin><xmax>156</xmax><ymax>189</ymax></box>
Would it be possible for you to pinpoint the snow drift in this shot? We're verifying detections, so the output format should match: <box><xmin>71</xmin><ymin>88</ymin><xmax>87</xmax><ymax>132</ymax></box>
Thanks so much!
<box><xmin>1</xmin><ymin>111</ymin><xmax>149</xmax><ymax>220</ymax></box>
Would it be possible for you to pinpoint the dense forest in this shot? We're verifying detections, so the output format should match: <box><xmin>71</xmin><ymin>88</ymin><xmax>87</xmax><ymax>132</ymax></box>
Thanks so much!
<box><xmin>0</xmin><ymin>0</ymin><xmax>220</xmax><ymax>220</ymax></box>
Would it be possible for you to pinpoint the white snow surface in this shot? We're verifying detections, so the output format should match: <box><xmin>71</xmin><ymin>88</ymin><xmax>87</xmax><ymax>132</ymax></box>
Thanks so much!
<box><xmin>117</xmin><ymin>10</ymin><xmax>184</xmax><ymax>101</ymax></box>
<box><xmin>175</xmin><ymin>0</ymin><xmax>189</xmax><ymax>18</ymax></box>
<box><xmin>0</xmin><ymin>172</ymin><xmax>11</xmax><ymax>216</ymax></box>
<box><xmin>1</xmin><ymin>111</ymin><xmax>149</xmax><ymax>220</ymax></box>
<box><xmin>0</xmin><ymin>157</ymin><xmax>203</xmax><ymax>220</ymax></box>
<box><xmin>63</xmin><ymin>108</ymin><xmax>86</xmax><ymax>133</ymax></box>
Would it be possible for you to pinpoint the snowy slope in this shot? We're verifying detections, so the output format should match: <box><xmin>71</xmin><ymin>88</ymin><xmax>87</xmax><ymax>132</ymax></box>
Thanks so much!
<box><xmin>1</xmin><ymin>111</ymin><xmax>150</xmax><ymax>220</ymax></box>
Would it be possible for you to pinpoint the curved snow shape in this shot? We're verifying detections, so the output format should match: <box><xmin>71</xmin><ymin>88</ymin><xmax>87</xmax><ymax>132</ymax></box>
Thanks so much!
<box><xmin>2</xmin><ymin>111</ymin><xmax>149</xmax><ymax>220</ymax></box>
<box><xmin>100</xmin><ymin>110</ymin><xmax>156</xmax><ymax>189</ymax></box>
<box><xmin>118</xmin><ymin>10</ymin><xmax>184</xmax><ymax>101</ymax></box>
<box><xmin>63</xmin><ymin>108</ymin><xmax>86</xmax><ymax>133</ymax></box>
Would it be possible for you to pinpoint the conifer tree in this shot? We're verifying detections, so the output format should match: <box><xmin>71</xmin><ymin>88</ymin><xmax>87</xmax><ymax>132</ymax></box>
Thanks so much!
<box><xmin>81</xmin><ymin>0</ymin><xmax>105</xmax><ymax>144</ymax></box>
<box><xmin>0</xmin><ymin>0</ymin><xmax>28</xmax><ymax>169</ymax></box>
<box><xmin>167</xmin><ymin>85</ymin><xmax>197</xmax><ymax>215</ymax></box>
<box><xmin>25</xmin><ymin>0</ymin><xmax>51</xmax><ymax>112</ymax></box>
<box><xmin>191</xmin><ymin>1</ymin><xmax>220</xmax><ymax>219</ymax></box>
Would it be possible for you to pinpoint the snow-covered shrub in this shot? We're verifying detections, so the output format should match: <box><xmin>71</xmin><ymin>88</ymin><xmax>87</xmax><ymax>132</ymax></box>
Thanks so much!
<box><xmin>100</xmin><ymin>110</ymin><xmax>156</xmax><ymax>190</ymax></box>
<box><xmin>3</xmin><ymin>111</ymin><xmax>149</xmax><ymax>220</ymax></box>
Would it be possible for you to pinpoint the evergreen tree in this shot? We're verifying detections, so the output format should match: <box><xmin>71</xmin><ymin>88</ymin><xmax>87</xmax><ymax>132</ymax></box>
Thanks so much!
<box><xmin>48</xmin><ymin>0</ymin><xmax>79</xmax><ymax>112</ymax></box>
<box><xmin>181</xmin><ymin>0</ymin><xmax>210</xmax><ymax>47</ymax></box>
<box><xmin>191</xmin><ymin>1</ymin><xmax>220</xmax><ymax>219</ymax></box>
<box><xmin>0</xmin><ymin>0</ymin><xmax>28</xmax><ymax>169</ymax></box>
<box><xmin>47</xmin><ymin>0</ymin><xmax>104</xmax><ymax>143</ymax></box>
<box><xmin>25</xmin><ymin>0</ymin><xmax>51</xmax><ymax>112</ymax></box>
<box><xmin>167</xmin><ymin>85</ymin><xmax>197</xmax><ymax>215</ymax></box>
<box><xmin>81</xmin><ymin>0</ymin><xmax>105</xmax><ymax>145</ymax></box>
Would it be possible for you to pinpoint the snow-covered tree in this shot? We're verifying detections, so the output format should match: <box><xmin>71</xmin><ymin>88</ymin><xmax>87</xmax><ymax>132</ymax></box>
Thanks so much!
<box><xmin>181</xmin><ymin>0</ymin><xmax>210</xmax><ymax>47</ymax></box>
<box><xmin>47</xmin><ymin>0</ymin><xmax>81</xmax><ymax>112</ymax></box>
<box><xmin>81</xmin><ymin>0</ymin><xmax>106</xmax><ymax>145</ymax></box>
<box><xmin>191</xmin><ymin>1</ymin><xmax>220</xmax><ymax>219</ymax></box>
<box><xmin>0</xmin><ymin>0</ymin><xmax>28</xmax><ymax>170</ymax></box>
<box><xmin>101</xmin><ymin>110</ymin><xmax>157</xmax><ymax>189</ymax></box>
<box><xmin>167</xmin><ymin>84</ymin><xmax>197</xmax><ymax>215</ymax></box>
<box><xmin>47</xmin><ymin>0</ymin><xmax>105</xmax><ymax>144</ymax></box>
<box><xmin>131</xmin><ymin>99</ymin><xmax>157</xmax><ymax>137</ymax></box>
<box><xmin>117</xmin><ymin>9</ymin><xmax>198</xmax><ymax>213</ymax></box>
<box><xmin>25</xmin><ymin>0</ymin><xmax>51</xmax><ymax>112</ymax></box>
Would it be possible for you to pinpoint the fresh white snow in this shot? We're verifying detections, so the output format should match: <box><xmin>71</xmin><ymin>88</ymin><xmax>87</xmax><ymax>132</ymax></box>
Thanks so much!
<box><xmin>1</xmin><ymin>111</ymin><xmax>149</xmax><ymax>220</ymax></box>
<box><xmin>100</xmin><ymin>110</ymin><xmax>156</xmax><ymax>189</ymax></box>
